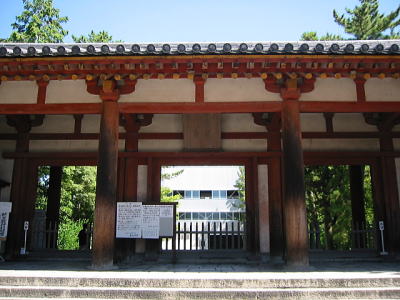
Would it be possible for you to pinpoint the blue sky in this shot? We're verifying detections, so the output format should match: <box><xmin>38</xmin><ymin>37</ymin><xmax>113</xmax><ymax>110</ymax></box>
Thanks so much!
<box><xmin>0</xmin><ymin>0</ymin><xmax>399</xmax><ymax>42</ymax></box>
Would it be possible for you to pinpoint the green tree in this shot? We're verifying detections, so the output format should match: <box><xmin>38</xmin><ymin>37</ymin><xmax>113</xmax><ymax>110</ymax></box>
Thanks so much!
<box><xmin>304</xmin><ymin>165</ymin><xmax>375</xmax><ymax>250</ymax></box>
<box><xmin>233</xmin><ymin>166</ymin><xmax>245</xmax><ymax>209</ymax></box>
<box><xmin>333</xmin><ymin>0</ymin><xmax>400</xmax><ymax>39</ymax></box>
<box><xmin>301</xmin><ymin>32</ymin><xmax>344</xmax><ymax>41</ymax></box>
<box><xmin>160</xmin><ymin>167</ymin><xmax>183</xmax><ymax>203</ymax></box>
<box><xmin>72</xmin><ymin>30</ymin><xmax>121</xmax><ymax>43</ymax></box>
<box><xmin>59</xmin><ymin>166</ymin><xmax>97</xmax><ymax>223</ymax></box>
<box><xmin>8</xmin><ymin>0</ymin><xmax>68</xmax><ymax>43</ymax></box>
<box><xmin>305</xmin><ymin>165</ymin><xmax>352</xmax><ymax>250</ymax></box>
<box><xmin>301</xmin><ymin>0</ymin><xmax>400</xmax><ymax>40</ymax></box>
<box><xmin>36</xmin><ymin>166</ymin><xmax>96</xmax><ymax>250</ymax></box>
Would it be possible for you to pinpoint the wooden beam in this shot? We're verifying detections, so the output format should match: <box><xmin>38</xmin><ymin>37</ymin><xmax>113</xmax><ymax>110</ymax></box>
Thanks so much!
<box><xmin>3</xmin><ymin>100</ymin><xmax>400</xmax><ymax>115</ymax></box>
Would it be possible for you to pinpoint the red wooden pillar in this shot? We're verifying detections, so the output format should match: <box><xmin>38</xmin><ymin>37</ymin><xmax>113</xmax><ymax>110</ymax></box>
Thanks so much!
<box><xmin>379</xmin><ymin>133</ymin><xmax>400</xmax><ymax>256</ymax></box>
<box><xmin>266</xmin><ymin>114</ymin><xmax>284</xmax><ymax>260</ymax></box>
<box><xmin>5</xmin><ymin>115</ymin><xmax>43</xmax><ymax>258</ymax></box>
<box><xmin>280</xmin><ymin>80</ymin><xmax>309</xmax><ymax>267</ymax></box>
<box><xmin>92</xmin><ymin>81</ymin><xmax>120</xmax><ymax>269</ymax></box>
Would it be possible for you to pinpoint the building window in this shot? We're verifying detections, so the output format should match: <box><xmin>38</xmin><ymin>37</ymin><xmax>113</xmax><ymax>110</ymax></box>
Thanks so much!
<box><xmin>184</xmin><ymin>190</ymin><xmax>192</xmax><ymax>199</ymax></box>
<box><xmin>227</xmin><ymin>190</ymin><xmax>239</xmax><ymax>199</ymax></box>
<box><xmin>212</xmin><ymin>190</ymin><xmax>219</xmax><ymax>199</ymax></box>
<box><xmin>200</xmin><ymin>190</ymin><xmax>212</xmax><ymax>199</ymax></box>
<box><xmin>192</xmin><ymin>190</ymin><xmax>200</xmax><ymax>198</ymax></box>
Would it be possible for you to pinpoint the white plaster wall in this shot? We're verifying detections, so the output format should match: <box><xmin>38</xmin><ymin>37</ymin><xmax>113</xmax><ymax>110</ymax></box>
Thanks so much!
<box><xmin>258</xmin><ymin>164</ymin><xmax>269</xmax><ymax>254</ymax></box>
<box><xmin>300</xmin><ymin>78</ymin><xmax>357</xmax><ymax>102</ymax></box>
<box><xmin>140</xmin><ymin>114</ymin><xmax>182</xmax><ymax>133</ymax></box>
<box><xmin>139</xmin><ymin>140</ymin><xmax>183</xmax><ymax>152</ymax></box>
<box><xmin>0</xmin><ymin>141</ymin><xmax>15</xmax><ymax>202</ymax></box>
<box><xmin>222</xmin><ymin>139</ymin><xmax>267</xmax><ymax>151</ymax></box>
<box><xmin>0</xmin><ymin>81</ymin><xmax>37</xmax><ymax>104</ymax></box>
<box><xmin>81</xmin><ymin>115</ymin><xmax>100</xmax><ymax>133</ymax></box>
<box><xmin>31</xmin><ymin>115</ymin><xmax>75</xmax><ymax>133</ymax></box>
<box><xmin>333</xmin><ymin>113</ymin><xmax>378</xmax><ymax>132</ymax></box>
<box><xmin>222</xmin><ymin>113</ymin><xmax>266</xmax><ymax>132</ymax></box>
<box><xmin>302</xmin><ymin>138</ymin><xmax>379</xmax><ymax>151</ymax></box>
<box><xmin>365</xmin><ymin>78</ymin><xmax>400</xmax><ymax>102</ymax></box>
<box><xmin>120</xmin><ymin>79</ymin><xmax>195</xmax><ymax>102</ymax></box>
<box><xmin>29</xmin><ymin>140</ymin><xmax>121</xmax><ymax>152</ymax></box>
<box><xmin>205</xmin><ymin>78</ymin><xmax>280</xmax><ymax>102</ymax></box>
<box><xmin>301</xmin><ymin>113</ymin><xmax>326</xmax><ymax>132</ymax></box>
<box><xmin>46</xmin><ymin>80</ymin><xmax>101</xmax><ymax>103</ymax></box>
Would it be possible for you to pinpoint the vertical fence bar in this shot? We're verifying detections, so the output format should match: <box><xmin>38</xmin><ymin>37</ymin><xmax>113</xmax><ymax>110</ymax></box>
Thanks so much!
<box><xmin>202</xmin><ymin>222</ymin><xmax>205</xmax><ymax>250</ymax></box>
<box><xmin>195</xmin><ymin>222</ymin><xmax>199</xmax><ymax>251</ymax></box>
<box><xmin>183</xmin><ymin>222</ymin><xmax>187</xmax><ymax>251</ymax></box>
<box><xmin>225</xmin><ymin>222</ymin><xmax>229</xmax><ymax>249</ymax></box>
<box><xmin>218</xmin><ymin>222</ymin><xmax>222</xmax><ymax>249</ymax></box>
<box><xmin>213</xmin><ymin>222</ymin><xmax>217</xmax><ymax>250</ymax></box>
<box><xmin>177</xmin><ymin>222</ymin><xmax>181</xmax><ymax>251</ymax></box>
<box><xmin>190</xmin><ymin>222</ymin><xmax>193</xmax><ymax>251</ymax></box>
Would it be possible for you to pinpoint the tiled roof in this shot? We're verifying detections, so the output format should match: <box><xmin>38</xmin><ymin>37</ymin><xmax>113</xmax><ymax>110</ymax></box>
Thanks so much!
<box><xmin>0</xmin><ymin>40</ymin><xmax>399</xmax><ymax>57</ymax></box>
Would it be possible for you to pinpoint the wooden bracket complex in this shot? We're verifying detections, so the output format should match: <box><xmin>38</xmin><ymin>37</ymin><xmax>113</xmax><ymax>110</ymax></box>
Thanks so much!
<box><xmin>86</xmin><ymin>78</ymin><xmax>137</xmax><ymax>101</ymax></box>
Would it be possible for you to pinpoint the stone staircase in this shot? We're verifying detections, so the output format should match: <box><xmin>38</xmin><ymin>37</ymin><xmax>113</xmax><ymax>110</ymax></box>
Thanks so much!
<box><xmin>0</xmin><ymin>272</ymin><xmax>399</xmax><ymax>299</ymax></box>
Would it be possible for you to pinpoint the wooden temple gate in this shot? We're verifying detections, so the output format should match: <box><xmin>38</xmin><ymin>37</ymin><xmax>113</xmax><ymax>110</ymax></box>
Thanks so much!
<box><xmin>0</xmin><ymin>41</ymin><xmax>400</xmax><ymax>268</ymax></box>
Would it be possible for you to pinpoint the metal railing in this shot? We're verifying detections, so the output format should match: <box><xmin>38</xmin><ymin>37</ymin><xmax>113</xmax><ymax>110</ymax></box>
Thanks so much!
<box><xmin>162</xmin><ymin>220</ymin><xmax>246</xmax><ymax>251</ymax></box>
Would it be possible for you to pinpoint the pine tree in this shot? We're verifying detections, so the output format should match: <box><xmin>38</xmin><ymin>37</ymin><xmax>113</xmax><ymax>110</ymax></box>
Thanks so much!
<box><xmin>8</xmin><ymin>0</ymin><xmax>68</xmax><ymax>43</ymax></box>
<box><xmin>301</xmin><ymin>32</ymin><xmax>344</xmax><ymax>41</ymax></box>
<box><xmin>301</xmin><ymin>0</ymin><xmax>400</xmax><ymax>41</ymax></box>
<box><xmin>333</xmin><ymin>0</ymin><xmax>400</xmax><ymax>39</ymax></box>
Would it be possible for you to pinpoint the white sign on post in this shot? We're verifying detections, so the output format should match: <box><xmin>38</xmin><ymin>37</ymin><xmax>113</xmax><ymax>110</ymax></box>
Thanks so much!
<box><xmin>0</xmin><ymin>202</ymin><xmax>12</xmax><ymax>239</ymax></box>
<box><xmin>142</xmin><ymin>205</ymin><xmax>160</xmax><ymax>239</ymax></box>
<box><xmin>116</xmin><ymin>202</ymin><xmax>142</xmax><ymax>238</ymax></box>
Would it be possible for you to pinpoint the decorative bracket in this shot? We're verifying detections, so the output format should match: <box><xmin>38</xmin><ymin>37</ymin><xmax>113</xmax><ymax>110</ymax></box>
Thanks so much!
<box><xmin>86</xmin><ymin>78</ymin><xmax>137</xmax><ymax>101</ymax></box>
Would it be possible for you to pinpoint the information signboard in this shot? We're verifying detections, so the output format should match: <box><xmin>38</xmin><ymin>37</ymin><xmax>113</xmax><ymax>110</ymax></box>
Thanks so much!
<box><xmin>116</xmin><ymin>202</ymin><xmax>142</xmax><ymax>238</ymax></box>
<box><xmin>0</xmin><ymin>202</ymin><xmax>12</xmax><ymax>240</ymax></box>
<box><xmin>115</xmin><ymin>202</ymin><xmax>175</xmax><ymax>239</ymax></box>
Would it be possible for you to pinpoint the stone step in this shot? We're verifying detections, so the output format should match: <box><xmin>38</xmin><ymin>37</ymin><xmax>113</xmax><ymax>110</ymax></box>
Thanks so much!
<box><xmin>0</xmin><ymin>275</ymin><xmax>399</xmax><ymax>289</ymax></box>
<box><xmin>0</xmin><ymin>285</ymin><xmax>400</xmax><ymax>300</ymax></box>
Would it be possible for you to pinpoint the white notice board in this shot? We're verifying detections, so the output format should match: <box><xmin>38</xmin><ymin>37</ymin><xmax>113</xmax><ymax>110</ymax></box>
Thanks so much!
<box><xmin>115</xmin><ymin>202</ymin><xmax>175</xmax><ymax>239</ymax></box>
<box><xmin>0</xmin><ymin>202</ymin><xmax>12</xmax><ymax>240</ymax></box>
<box><xmin>142</xmin><ymin>205</ymin><xmax>160</xmax><ymax>239</ymax></box>
<box><xmin>116</xmin><ymin>202</ymin><xmax>142</xmax><ymax>238</ymax></box>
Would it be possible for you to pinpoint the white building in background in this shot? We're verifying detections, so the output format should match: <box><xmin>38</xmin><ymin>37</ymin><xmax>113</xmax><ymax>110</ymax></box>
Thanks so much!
<box><xmin>161</xmin><ymin>166</ymin><xmax>245</xmax><ymax>221</ymax></box>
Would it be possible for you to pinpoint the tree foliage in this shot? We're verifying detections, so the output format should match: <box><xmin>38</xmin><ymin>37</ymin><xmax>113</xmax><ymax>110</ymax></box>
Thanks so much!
<box><xmin>160</xmin><ymin>167</ymin><xmax>183</xmax><ymax>203</ymax></box>
<box><xmin>301</xmin><ymin>32</ymin><xmax>344</xmax><ymax>41</ymax></box>
<box><xmin>8</xmin><ymin>0</ymin><xmax>68</xmax><ymax>42</ymax></box>
<box><xmin>305</xmin><ymin>165</ymin><xmax>375</xmax><ymax>250</ymax></box>
<box><xmin>234</xmin><ymin>166</ymin><xmax>246</xmax><ymax>210</ymax></box>
<box><xmin>36</xmin><ymin>166</ymin><xmax>96</xmax><ymax>250</ymax></box>
<box><xmin>333</xmin><ymin>0</ymin><xmax>400</xmax><ymax>39</ymax></box>
<box><xmin>72</xmin><ymin>30</ymin><xmax>121</xmax><ymax>43</ymax></box>
<box><xmin>301</xmin><ymin>0</ymin><xmax>400</xmax><ymax>40</ymax></box>
<box><xmin>305</xmin><ymin>165</ymin><xmax>352</xmax><ymax>250</ymax></box>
